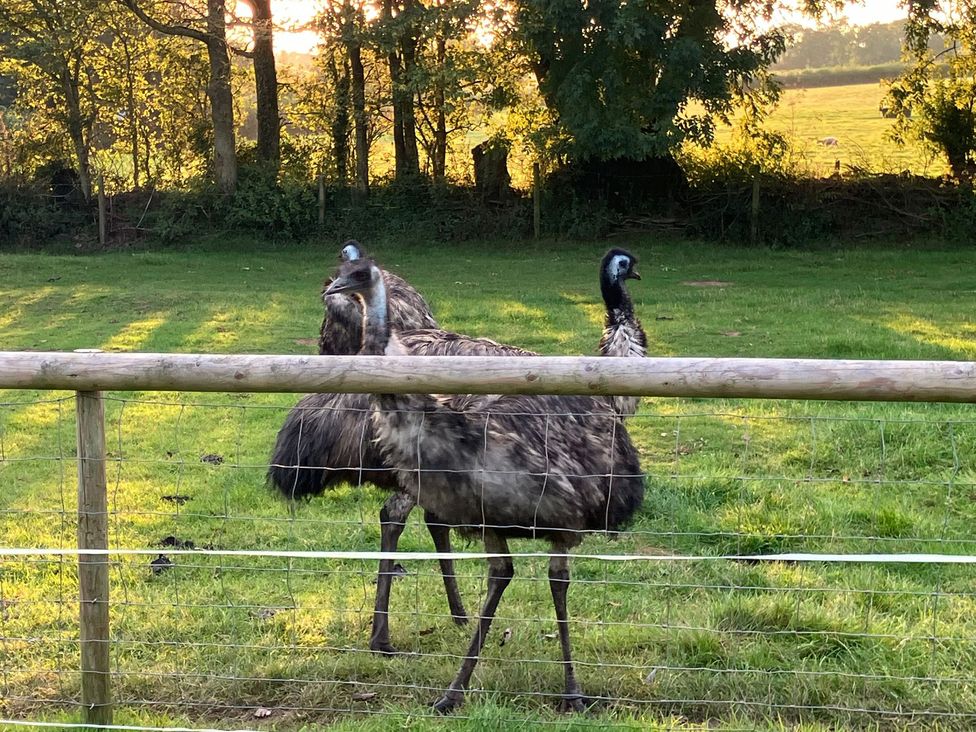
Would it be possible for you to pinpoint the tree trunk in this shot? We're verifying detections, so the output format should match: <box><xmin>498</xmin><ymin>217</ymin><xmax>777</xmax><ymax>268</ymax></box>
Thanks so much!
<box><xmin>248</xmin><ymin>0</ymin><xmax>280</xmax><ymax>176</ymax></box>
<box><xmin>118</xmin><ymin>33</ymin><xmax>140</xmax><ymax>189</ymax></box>
<box><xmin>432</xmin><ymin>35</ymin><xmax>447</xmax><ymax>183</ymax></box>
<box><xmin>61</xmin><ymin>61</ymin><xmax>92</xmax><ymax>201</ymax></box>
<box><xmin>389</xmin><ymin>50</ymin><xmax>406</xmax><ymax>176</ymax></box>
<box><xmin>399</xmin><ymin>0</ymin><xmax>420</xmax><ymax>179</ymax></box>
<box><xmin>205</xmin><ymin>0</ymin><xmax>237</xmax><ymax>194</ymax></box>
<box><xmin>382</xmin><ymin>0</ymin><xmax>420</xmax><ymax>181</ymax></box>
<box><xmin>472</xmin><ymin>139</ymin><xmax>511</xmax><ymax>200</ymax></box>
<box><xmin>328</xmin><ymin>52</ymin><xmax>350</xmax><ymax>183</ymax></box>
<box><xmin>348</xmin><ymin>39</ymin><xmax>369</xmax><ymax>197</ymax></box>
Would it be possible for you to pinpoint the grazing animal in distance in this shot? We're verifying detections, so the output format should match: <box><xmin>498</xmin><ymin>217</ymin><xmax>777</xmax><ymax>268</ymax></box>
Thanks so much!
<box><xmin>268</xmin><ymin>241</ymin><xmax>535</xmax><ymax>654</ymax></box>
<box><xmin>598</xmin><ymin>248</ymin><xmax>647</xmax><ymax>417</ymax></box>
<box><xmin>324</xmin><ymin>255</ymin><xmax>645</xmax><ymax>714</ymax></box>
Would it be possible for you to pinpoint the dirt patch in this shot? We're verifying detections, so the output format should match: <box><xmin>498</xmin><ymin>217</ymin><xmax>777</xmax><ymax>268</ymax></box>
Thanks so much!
<box><xmin>681</xmin><ymin>280</ymin><xmax>734</xmax><ymax>287</ymax></box>
<box><xmin>294</xmin><ymin>338</ymin><xmax>318</xmax><ymax>346</ymax></box>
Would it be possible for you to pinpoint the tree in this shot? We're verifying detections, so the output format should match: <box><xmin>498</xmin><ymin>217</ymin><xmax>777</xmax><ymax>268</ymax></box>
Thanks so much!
<box><xmin>886</xmin><ymin>1</ymin><xmax>976</xmax><ymax>180</ymax></box>
<box><xmin>315</xmin><ymin>0</ymin><xmax>374</xmax><ymax>195</ymax></box>
<box><xmin>376</xmin><ymin>0</ymin><xmax>422</xmax><ymax>180</ymax></box>
<box><xmin>120</xmin><ymin>0</ymin><xmax>239</xmax><ymax>194</ymax></box>
<box><xmin>0</xmin><ymin>0</ymin><xmax>105</xmax><ymax>200</ymax></box>
<box><xmin>234</xmin><ymin>0</ymin><xmax>281</xmax><ymax>176</ymax></box>
<box><xmin>411</xmin><ymin>0</ymin><xmax>487</xmax><ymax>182</ymax></box>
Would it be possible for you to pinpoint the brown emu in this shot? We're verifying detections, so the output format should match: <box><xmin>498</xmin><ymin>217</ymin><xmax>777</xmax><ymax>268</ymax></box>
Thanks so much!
<box><xmin>267</xmin><ymin>241</ymin><xmax>534</xmax><ymax>653</ymax></box>
<box><xmin>325</xmin><ymin>255</ymin><xmax>645</xmax><ymax>713</ymax></box>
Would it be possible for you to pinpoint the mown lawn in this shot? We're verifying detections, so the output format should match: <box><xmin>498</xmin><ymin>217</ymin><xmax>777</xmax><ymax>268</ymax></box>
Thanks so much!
<box><xmin>1</xmin><ymin>236</ymin><xmax>975</xmax><ymax>731</ymax></box>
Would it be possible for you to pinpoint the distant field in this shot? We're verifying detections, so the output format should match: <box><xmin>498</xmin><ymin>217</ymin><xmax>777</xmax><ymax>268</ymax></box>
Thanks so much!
<box><xmin>709</xmin><ymin>82</ymin><xmax>947</xmax><ymax>177</ymax></box>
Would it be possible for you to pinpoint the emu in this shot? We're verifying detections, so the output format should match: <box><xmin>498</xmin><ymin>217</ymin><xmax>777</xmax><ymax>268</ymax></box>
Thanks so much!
<box><xmin>267</xmin><ymin>241</ymin><xmax>534</xmax><ymax>653</ymax></box>
<box><xmin>598</xmin><ymin>247</ymin><xmax>646</xmax><ymax>417</ymax></box>
<box><xmin>325</xmin><ymin>255</ymin><xmax>645</xmax><ymax>713</ymax></box>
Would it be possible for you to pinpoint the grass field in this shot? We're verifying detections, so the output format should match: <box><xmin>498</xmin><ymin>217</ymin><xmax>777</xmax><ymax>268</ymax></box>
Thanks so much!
<box><xmin>708</xmin><ymin>82</ymin><xmax>947</xmax><ymax>178</ymax></box>
<box><xmin>2</xmin><ymin>237</ymin><xmax>976</xmax><ymax>731</ymax></box>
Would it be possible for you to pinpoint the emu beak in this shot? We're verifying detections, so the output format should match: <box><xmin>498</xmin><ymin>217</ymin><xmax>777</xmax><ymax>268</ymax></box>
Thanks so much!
<box><xmin>628</xmin><ymin>270</ymin><xmax>642</xmax><ymax>281</ymax></box>
<box><xmin>324</xmin><ymin>277</ymin><xmax>352</xmax><ymax>296</ymax></box>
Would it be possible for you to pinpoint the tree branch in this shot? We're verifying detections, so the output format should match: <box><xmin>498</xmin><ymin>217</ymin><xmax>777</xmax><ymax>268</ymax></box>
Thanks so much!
<box><xmin>117</xmin><ymin>0</ymin><xmax>210</xmax><ymax>44</ymax></box>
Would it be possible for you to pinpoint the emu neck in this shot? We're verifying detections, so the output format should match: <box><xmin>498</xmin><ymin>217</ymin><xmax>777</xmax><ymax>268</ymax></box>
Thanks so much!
<box><xmin>359</xmin><ymin>275</ymin><xmax>391</xmax><ymax>355</ymax></box>
<box><xmin>601</xmin><ymin>275</ymin><xmax>632</xmax><ymax>321</ymax></box>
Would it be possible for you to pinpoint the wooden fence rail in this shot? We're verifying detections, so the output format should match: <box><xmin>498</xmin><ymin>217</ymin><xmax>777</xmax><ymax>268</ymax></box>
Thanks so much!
<box><xmin>0</xmin><ymin>351</ymin><xmax>975</xmax><ymax>402</ymax></box>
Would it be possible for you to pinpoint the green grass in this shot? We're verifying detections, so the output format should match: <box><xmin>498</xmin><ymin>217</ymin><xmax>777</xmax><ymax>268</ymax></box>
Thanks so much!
<box><xmin>2</xmin><ymin>236</ymin><xmax>976</xmax><ymax>731</ymax></box>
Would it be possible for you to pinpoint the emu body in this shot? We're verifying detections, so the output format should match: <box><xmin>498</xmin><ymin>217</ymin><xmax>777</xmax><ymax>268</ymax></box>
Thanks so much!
<box><xmin>268</xmin><ymin>243</ymin><xmax>533</xmax><ymax>653</ymax></box>
<box><xmin>326</xmin><ymin>256</ymin><xmax>645</xmax><ymax>713</ymax></box>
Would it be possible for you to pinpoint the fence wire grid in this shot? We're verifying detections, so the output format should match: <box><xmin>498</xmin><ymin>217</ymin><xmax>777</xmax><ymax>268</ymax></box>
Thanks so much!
<box><xmin>1</xmin><ymin>391</ymin><xmax>976</xmax><ymax>730</ymax></box>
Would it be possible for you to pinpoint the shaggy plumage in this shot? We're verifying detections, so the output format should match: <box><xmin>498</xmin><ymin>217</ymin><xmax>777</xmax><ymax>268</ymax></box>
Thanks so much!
<box><xmin>597</xmin><ymin>248</ymin><xmax>647</xmax><ymax>416</ymax></box>
<box><xmin>325</xmin><ymin>257</ymin><xmax>645</xmax><ymax>714</ymax></box>
<box><xmin>318</xmin><ymin>241</ymin><xmax>437</xmax><ymax>356</ymax></box>
<box><xmin>268</xmin><ymin>241</ymin><xmax>534</xmax><ymax>653</ymax></box>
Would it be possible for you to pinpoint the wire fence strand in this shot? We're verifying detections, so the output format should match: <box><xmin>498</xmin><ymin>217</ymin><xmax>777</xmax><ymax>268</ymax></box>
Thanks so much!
<box><xmin>1</xmin><ymin>390</ymin><xmax>975</xmax><ymax>730</ymax></box>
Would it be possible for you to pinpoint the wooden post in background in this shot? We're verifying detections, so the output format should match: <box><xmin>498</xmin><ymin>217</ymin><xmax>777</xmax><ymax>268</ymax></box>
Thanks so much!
<box><xmin>76</xmin><ymin>389</ymin><xmax>112</xmax><ymax>726</ymax></box>
<box><xmin>750</xmin><ymin>171</ymin><xmax>760</xmax><ymax>246</ymax></box>
<box><xmin>318</xmin><ymin>173</ymin><xmax>326</xmax><ymax>226</ymax></box>
<box><xmin>533</xmin><ymin>162</ymin><xmax>541</xmax><ymax>240</ymax></box>
<box><xmin>97</xmin><ymin>175</ymin><xmax>107</xmax><ymax>246</ymax></box>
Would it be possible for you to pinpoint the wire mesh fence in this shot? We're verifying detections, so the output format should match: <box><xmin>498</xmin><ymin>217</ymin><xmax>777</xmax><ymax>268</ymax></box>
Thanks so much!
<box><xmin>1</xmin><ymin>381</ymin><xmax>975</xmax><ymax>730</ymax></box>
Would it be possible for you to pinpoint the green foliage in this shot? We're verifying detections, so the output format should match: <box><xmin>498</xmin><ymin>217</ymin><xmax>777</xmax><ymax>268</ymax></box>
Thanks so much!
<box><xmin>220</xmin><ymin>173</ymin><xmax>317</xmax><ymax>240</ymax></box>
<box><xmin>774</xmin><ymin>62</ymin><xmax>907</xmax><ymax>89</ymax></box>
<box><xmin>775</xmin><ymin>20</ymin><xmax>923</xmax><ymax>71</ymax></box>
<box><xmin>681</xmin><ymin>125</ymin><xmax>800</xmax><ymax>185</ymax></box>
<box><xmin>934</xmin><ymin>185</ymin><xmax>976</xmax><ymax>242</ymax></box>
<box><xmin>886</xmin><ymin>1</ymin><xmax>976</xmax><ymax>180</ymax></box>
<box><xmin>513</xmin><ymin>0</ymin><xmax>787</xmax><ymax>161</ymax></box>
<box><xmin>913</xmin><ymin>79</ymin><xmax>976</xmax><ymax>178</ymax></box>
<box><xmin>0</xmin><ymin>182</ymin><xmax>83</xmax><ymax>246</ymax></box>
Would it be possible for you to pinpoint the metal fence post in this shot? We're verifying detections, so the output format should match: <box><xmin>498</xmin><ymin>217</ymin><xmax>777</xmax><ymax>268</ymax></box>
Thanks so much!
<box><xmin>76</xmin><ymin>389</ymin><xmax>112</xmax><ymax>726</ymax></box>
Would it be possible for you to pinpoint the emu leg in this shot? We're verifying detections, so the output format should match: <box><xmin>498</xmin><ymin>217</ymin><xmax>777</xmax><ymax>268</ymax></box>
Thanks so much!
<box><xmin>433</xmin><ymin>535</ymin><xmax>513</xmax><ymax>714</ymax></box>
<box><xmin>370</xmin><ymin>491</ymin><xmax>415</xmax><ymax>654</ymax></box>
<box><xmin>549</xmin><ymin>551</ymin><xmax>588</xmax><ymax>712</ymax></box>
<box><xmin>424</xmin><ymin>509</ymin><xmax>467</xmax><ymax>625</ymax></box>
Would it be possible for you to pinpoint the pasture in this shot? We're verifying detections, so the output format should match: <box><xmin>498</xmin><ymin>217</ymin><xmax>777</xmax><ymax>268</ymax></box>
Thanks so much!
<box><xmin>1</xmin><ymin>237</ymin><xmax>976</xmax><ymax>730</ymax></box>
<box><xmin>710</xmin><ymin>82</ymin><xmax>947</xmax><ymax>177</ymax></box>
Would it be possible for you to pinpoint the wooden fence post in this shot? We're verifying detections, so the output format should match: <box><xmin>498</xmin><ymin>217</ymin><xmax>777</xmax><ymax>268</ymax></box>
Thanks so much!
<box><xmin>97</xmin><ymin>175</ymin><xmax>107</xmax><ymax>246</ymax></box>
<box><xmin>533</xmin><ymin>162</ymin><xmax>541</xmax><ymax>240</ymax></box>
<box><xmin>76</xmin><ymin>389</ymin><xmax>112</xmax><ymax>726</ymax></box>
<box><xmin>318</xmin><ymin>173</ymin><xmax>326</xmax><ymax>226</ymax></box>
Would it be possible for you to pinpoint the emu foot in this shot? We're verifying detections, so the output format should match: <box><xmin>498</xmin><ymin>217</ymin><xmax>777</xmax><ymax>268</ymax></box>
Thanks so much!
<box><xmin>432</xmin><ymin>690</ymin><xmax>464</xmax><ymax>714</ymax></box>
<box><xmin>451</xmin><ymin>611</ymin><xmax>469</xmax><ymax>627</ymax></box>
<box><xmin>368</xmin><ymin>638</ymin><xmax>400</xmax><ymax>656</ymax></box>
<box><xmin>555</xmin><ymin>693</ymin><xmax>591</xmax><ymax>714</ymax></box>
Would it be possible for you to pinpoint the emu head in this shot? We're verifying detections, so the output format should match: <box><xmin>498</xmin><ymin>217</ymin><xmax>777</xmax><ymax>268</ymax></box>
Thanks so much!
<box><xmin>601</xmin><ymin>248</ymin><xmax>641</xmax><ymax>284</ymax></box>
<box><xmin>324</xmin><ymin>256</ymin><xmax>380</xmax><ymax>298</ymax></box>
<box><xmin>340</xmin><ymin>240</ymin><xmax>364</xmax><ymax>262</ymax></box>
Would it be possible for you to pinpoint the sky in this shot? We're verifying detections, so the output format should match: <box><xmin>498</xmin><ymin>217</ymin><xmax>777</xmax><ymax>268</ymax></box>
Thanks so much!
<box><xmin>249</xmin><ymin>0</ymin><xmax>910</xmax><ymax>55</ymax></box>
